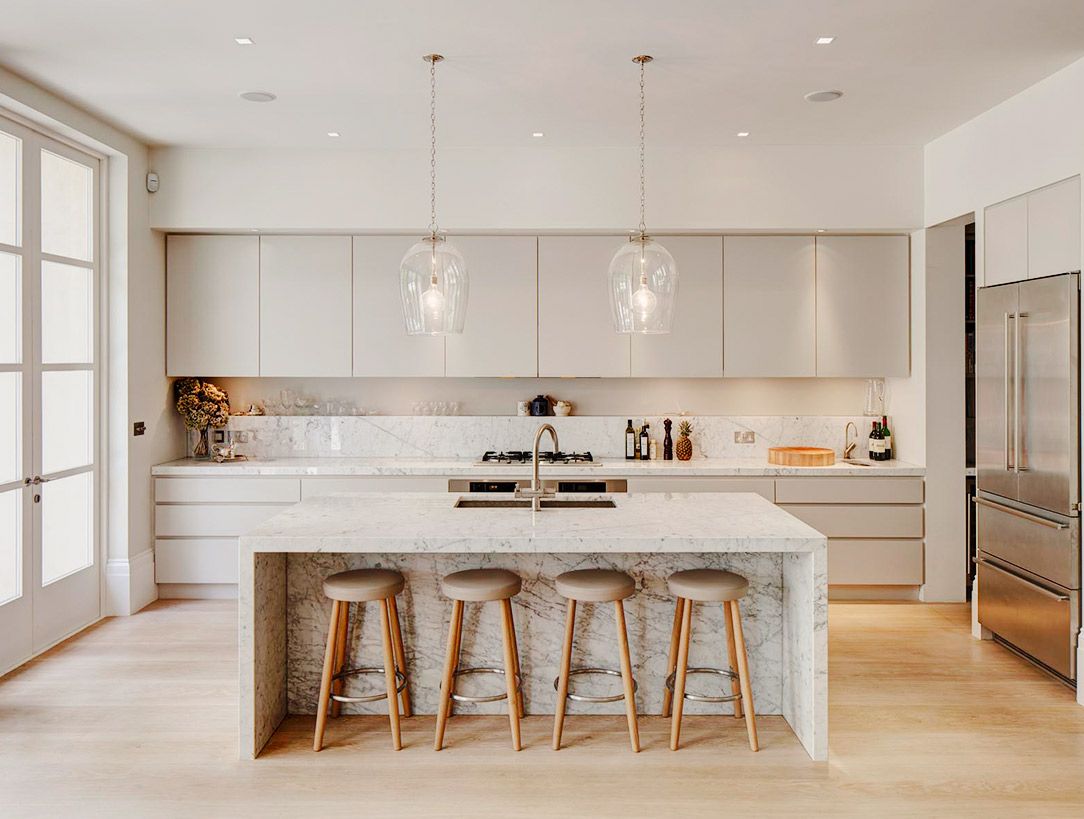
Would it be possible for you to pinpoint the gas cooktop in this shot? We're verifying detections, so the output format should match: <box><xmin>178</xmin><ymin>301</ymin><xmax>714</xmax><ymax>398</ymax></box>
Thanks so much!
<box><xmin>475</xmin><ymin>450</ymin><xmax>599</xmax><ymax>466</ymax></box>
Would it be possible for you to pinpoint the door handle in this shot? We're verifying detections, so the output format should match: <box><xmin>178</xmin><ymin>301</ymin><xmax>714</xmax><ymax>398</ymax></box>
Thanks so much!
<box><xmin>1004</xmin><ymin>312</ymin><xmax>1013</xmax><ymax>471</ymax></box>
<box><xmin>977</xmin><ymin>558</ymin><xmax>1071</xmax><ymax>602</ymax></box>
<box><xmin>30</xmin><ymin>476</ymin><xmax>51</xmax><ymax>485</ymax></box>
<box><xmin>1014</xmin><ymin>312</ymin><xmax>1027</xmax><ymax>473</ymax></box>
<box><xmin>974</xmin><ymin>496</ymin><xmax>1068</xmax><ymax>529</ymax></box>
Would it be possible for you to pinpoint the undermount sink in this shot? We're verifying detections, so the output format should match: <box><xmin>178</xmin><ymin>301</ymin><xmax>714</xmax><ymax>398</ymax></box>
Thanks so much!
<box><xmin>454</xmin><ymin>497</ymin><xmax>617</xmax><ymax>509</ymax></box>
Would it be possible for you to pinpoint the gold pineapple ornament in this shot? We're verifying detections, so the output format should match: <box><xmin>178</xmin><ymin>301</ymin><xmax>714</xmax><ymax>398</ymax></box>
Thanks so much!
<box><xmin>675</xmin><ymin>420</ymin><xmax>693</xmax><ymax>461</ymax></box>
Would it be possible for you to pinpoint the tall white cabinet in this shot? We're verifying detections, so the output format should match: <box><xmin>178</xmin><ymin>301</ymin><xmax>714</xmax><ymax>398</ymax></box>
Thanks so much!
<box><xmin>538</xmin><ymin>236</ymin><xmax>631</xmax><ymax>377</ymax></box>
<box><xmin>166</xmin><ymin>235</ymin><xmax>259</xmax><ymax>376</ymax></box>
<box><xmin>1027</xmin><ymin>176</ymin><xmax>1081</xmax><ymax>280</ymax></box>
<box><xmin>723</xmin><ymin>236</ymin><xmax>816</xmax><ymax>377</ymax></box>
<box><xmin>631</xmin><ymin>236</ymin><xmax>723</xmax><ymax>377</ymax></box>
<box><xmin>815</xmin><ymin>235</ymin><xmax>910</xmax><ymax>377</ymax></box>
<box><xmin>352</xmin><ymin>236</ymin><xmax>445</xmax><ymax>377</ymax></box>
<box><xmin>984</xmin><ymin>196</ymin><xmax>1029</xmax><ymax>287</ymax></box>
<box><xmin>259</xmin><ymin>236</ymin><xmax>352</xmax><ymax>377</ymax></box>
<box><xmin>445</xmin><ymin>236</ymin><xmax>538</xmax><ymax>377</ymax></box>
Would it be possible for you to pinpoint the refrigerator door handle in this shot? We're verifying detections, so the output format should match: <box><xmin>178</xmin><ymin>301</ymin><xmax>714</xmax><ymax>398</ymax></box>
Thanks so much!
<box><xmin>1004</xmin><ymin>312</ymin><xmax>1013</xmax><ymax>471</ymax></box>
<box><xmin>974</xmin><ymin>495</ymin><xmax>1068</xmax><ymax>529</ymax></box>
<box><xmin>1014</xmin><ymin>312</ymin><xmax>1027</xmax><ymax>473</ymax></box>
<box><xmin>977</xmin><ymin>558</ymin><xmax>1072</xmax><ymax>602</ymax></box>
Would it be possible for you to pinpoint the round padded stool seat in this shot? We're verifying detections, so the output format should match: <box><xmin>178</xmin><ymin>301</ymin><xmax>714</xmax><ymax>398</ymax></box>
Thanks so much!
<box><xmin>322</xmin><ymin>568</ymin><xmax>404</xmax><ymax>603</ymax></box>
<box><xmin>555</xmin><ymin>569</ymin><xmax>635</xmax><ymax>602</ymax></box>
<box><xmin>441</xmin><ymin>568</ymin><xmax>522</xmax><ymax>602</ymax></box>
<box><xmin>667</xmin><ymin>569</ymin><xmax>748</xmax><ymax>602</ymax></box>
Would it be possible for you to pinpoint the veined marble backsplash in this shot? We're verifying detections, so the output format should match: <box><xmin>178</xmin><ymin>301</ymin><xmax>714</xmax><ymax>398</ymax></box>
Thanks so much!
<box><xmin>225</xmin><ymin>415</ymin><xmax>875</xmax><ymax>460</ymax></box>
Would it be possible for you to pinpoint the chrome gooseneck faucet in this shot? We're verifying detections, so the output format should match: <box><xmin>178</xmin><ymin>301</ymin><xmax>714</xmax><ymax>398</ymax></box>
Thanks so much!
<box><xmin>516</xmin><ymin>423</ymin><xmax>559</xmax><ymax>511</ymax></box>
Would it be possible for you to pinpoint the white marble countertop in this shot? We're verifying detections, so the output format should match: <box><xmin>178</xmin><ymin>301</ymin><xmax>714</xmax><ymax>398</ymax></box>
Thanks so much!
<box><xmin>154</xmin><ymin>455</ymin><xmax>924</xmax><ymax>478</ymax></box>
<box><xmin>239</xmin><ymin>491</ymin><xmax>828</xmax><ymax>554</ymax></box>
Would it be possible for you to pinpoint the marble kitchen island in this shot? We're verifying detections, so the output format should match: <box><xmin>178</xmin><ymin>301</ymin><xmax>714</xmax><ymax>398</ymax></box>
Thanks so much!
<box><xmin>239</xmin><ymin>491</ymin><xmax>828</xmax><ymax>760</ymax></box>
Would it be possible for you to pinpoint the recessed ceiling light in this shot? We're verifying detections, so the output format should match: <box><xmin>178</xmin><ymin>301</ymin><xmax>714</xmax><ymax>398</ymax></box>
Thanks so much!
<box><xmin>240</xmin><ymin>91</ymin><xmax>276</xmax><ymax>103</ymax></box>
<box><xmin>804</xmin><ymin>89</ymin><xmax>843</xmax><ymax>103</ymax></box>
<box><xmin>815</xmin><ymin>36</ymin><xmax>835</xmax><ymax>45</ymax></box>
<box><xmin>736</xmin><ymin>131</ymin><xmax>750</xmax><ymax>137</ymax></box>
<box><xmin>234</xmin><ymin>37</ymin><xmax>255</xmax><ymax>45</ymax></box>
<box><xmin>532</xmin><ymin>131</ymin><xmax>545</xmax><ymax>138</ymax></box>
<box><xmin>327</xmin><ymin>131</ymin><xmax>340</xmax><ymax>138</ymax></box>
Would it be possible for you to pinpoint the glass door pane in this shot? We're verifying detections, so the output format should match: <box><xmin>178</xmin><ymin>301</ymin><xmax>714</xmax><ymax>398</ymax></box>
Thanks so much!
<box><xmin>0</xmin><ymin>490</ymin><xmax>20</xmax><ymax>605</ymax></box>
<box><xmin>41</xmin><ymin>370</ymin><xmax>93</xmax><ymax>474</ymax></box>
<box><xmin>0</xmin><ymin>128</ymin><xmax>20</xmax><ymax>247</ymax></box>
<box><xmin>40</xmin><ymin>471</ymin><xmax>93</xmax><ymax>585</ymax></box>
<box><xmin>0</xmin><ymin>371</ymin><xmax>21</xmax><ymax>606</ymax></box>
<box><xmin>0</xmin><ymin>253</ymin><xmax>19</xmax><ymax>363</ymax></box>
<box><xmin>41</xmin><ymin>260</ymin><xmax>93</xmax><ymax>363</ymax></box>
<box><xmin>40</xmin><ymin>149</ymin><xmax>92</xmax><ymax>262</ymax></box>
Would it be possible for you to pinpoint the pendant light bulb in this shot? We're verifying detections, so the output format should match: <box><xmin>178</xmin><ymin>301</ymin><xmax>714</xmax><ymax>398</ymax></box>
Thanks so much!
<box><xmin>632</xmin><ymin>277</ymin><xmax>658</xmax><ymax>319</ymax></box>
<box><xmin>421</xmin><ymin>277</ymin><xmax>446</xmax><ymax>324</ymax></box>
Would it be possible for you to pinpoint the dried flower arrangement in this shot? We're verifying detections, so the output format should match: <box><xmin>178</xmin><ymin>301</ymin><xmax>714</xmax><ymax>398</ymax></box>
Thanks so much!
<box><xmin>174</xmin><ymin>378</ymin><xmax>230</xmax><ymax>458</ymax></box>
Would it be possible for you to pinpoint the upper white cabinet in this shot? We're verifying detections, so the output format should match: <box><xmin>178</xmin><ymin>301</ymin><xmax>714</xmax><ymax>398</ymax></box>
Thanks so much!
<box><xmin>1027</xmin><ymin>176</ymin><xmax>1081</xmax><ymax>280</ymax></box>
<box><xmin>538</xmin><ymin>236</ymin><xmax>631</xmax><ymax>377</ymax></box>
<box><xmin>259</xmin><ymin>236</ymin><xmax>352</xmax><ymax>377</ymax></box>
<box><xmin>723</xmin><ymin>236</ymin><xmax>816</xmax><ymax>377</ymax></box>
<box><xmin>815</xmin><ymin>236</ymin><xmax>910</xmax><ymax>377</ymax></box>
<box><xmin>166</xmin><ymin>235</ymin><xmax>259</xmax><ymax>376</ymax></box>
<box><xmin>446</xmin><ymin>236</ymin><xmax>537</xmax><ymax>377</ymax></box>
<box><xmin>353</xmin><ymin>236</ymin><xmax>444</xmax><ymax>377</ymax></box>
<box><xmin>984</xmin><ymin>196</ymin><xmax>1028</xmax><ymax>286</ymax></box>
<box><xmin>631</xmin><ymin>236</ymin><xmax>723</xmax><ymax>377</ymax></box>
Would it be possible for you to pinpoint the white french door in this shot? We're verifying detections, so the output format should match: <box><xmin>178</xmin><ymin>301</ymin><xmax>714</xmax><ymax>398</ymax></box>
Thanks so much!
<box><xmin>0</xmin><ymin>114</ymin><xmax>101</xmax><ymax>674</ymax></box>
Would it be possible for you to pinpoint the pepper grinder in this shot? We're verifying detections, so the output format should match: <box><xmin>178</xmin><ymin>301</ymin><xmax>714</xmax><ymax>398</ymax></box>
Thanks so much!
<box><xmin>663</xmin><ymin>418</ymin><xmax>673</xmax><ymax>460</ymax></box>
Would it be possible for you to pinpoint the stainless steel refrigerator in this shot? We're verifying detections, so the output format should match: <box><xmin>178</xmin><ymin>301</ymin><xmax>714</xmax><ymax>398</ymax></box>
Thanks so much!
<box><xmin>976</xmin><ymin>272</ymin><xmax>1080</xmax><ymax>684</ymax></box>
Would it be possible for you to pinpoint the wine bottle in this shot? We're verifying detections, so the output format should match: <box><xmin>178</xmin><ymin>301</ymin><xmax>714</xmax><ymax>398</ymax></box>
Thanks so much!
<box><xmin>869</xmin><ymin>421</ymin><xmax>885</xmax><ymax>461</ymax></box>
<box><xmin>625</xmin><ymin>419</ymin><xmax>636</xmax><ymax>460</ymax></box>
<box><xmin>634</xmin><ymin>422</ymin><xmax>642</xmax><ymax>459</ymax></box>
<box><xmin>640</xmin><ymin>423</ymin><xmax>651</xmax><ymax>461</ymax></box>
<box><xmin>881</xmin><ymin>415</ymin><xmax>893</xmax><ymax>461</ymax></box>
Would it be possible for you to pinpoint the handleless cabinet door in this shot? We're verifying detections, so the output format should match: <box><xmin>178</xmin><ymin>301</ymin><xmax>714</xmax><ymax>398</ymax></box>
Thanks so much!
<box><xmin>815</xmin><ymin>235</ymin><xmax>910</xmax><ymax>377</ymax></box>
<box><xmin>984</xmin><ymin>195</ymin><xmax>1028</xmax><ymax>286</ymax></box>
<box><xmin>167</xmin><ymin>235</ymin><xmax>259</xmax><ymax>376</ymax></box>
<box><xmin>1028</xmin><ymin>176</ymin><xmax>1081</xmax><ymax>280</ymax></box>
<box><xmin>538</xmin><ymin>236</ymin><xmax>630</xmax><ymax>377</ymax></box>
<box><xmin>632</xmin><ymin>236</ymin><xmax>722</xmax><ymax>377</ymax></box>
<box><xmin>353</xmin><ymin>236</ymin><xmax>445</xmax><ymax>376</ymax></box>
<box><xmin>723</xmin><ymin>236</ymin><xmax>815</xmax><ymax>376</ymax></box>
<box><xmin>259</xmin><ymin>236</ymin><xmax>352</xmax><ymax>376</ymax></box>
<box><xmin>446</xmin><ymin>236</ymin><xmax>537</xmax><ymax>376</ymax></box>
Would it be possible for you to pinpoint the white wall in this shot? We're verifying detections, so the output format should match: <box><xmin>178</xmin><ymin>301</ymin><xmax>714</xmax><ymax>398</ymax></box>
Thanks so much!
<box><xmin>149</xmin><ymin>144</ymin><xmax>923</xmax><ymax>232</ymax></box>
<box><xmin>0</xmin><ymin>66</ymin><xmax>183</xmax><ymax>616</ymax></box>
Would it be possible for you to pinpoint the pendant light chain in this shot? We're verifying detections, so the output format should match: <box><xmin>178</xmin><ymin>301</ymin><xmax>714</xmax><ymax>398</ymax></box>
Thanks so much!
<box><xmin>428</xmin><ymin>55</ymin><xmax>439</xmax><ymax>239</ymax></box>
<box><xmin>638</xmin><ymin>56</ymin><xmax>647</xmax><ymax>237</ymax></box>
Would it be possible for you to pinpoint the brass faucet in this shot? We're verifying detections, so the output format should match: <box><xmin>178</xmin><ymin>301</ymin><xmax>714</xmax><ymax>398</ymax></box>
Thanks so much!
<box><xmin>515</xmin><ymin>423</ymin><xmax>559</xmax><ymax>511</ymax></box>
<box><xmin>844</xmin><ymin>421</ymin><xmax>858</xmax><ymax>460</ymax></box>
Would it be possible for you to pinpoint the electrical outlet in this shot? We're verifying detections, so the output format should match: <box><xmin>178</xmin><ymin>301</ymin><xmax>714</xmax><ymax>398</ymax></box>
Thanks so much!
<box><xmin>133</xmin><ymin>421</ymin><xmax>146</xmax><ymax>436</ymax></box>
<box><xmin>734</xmin><ymin>430</ymin><xmax>755</xmax><ymax>444</ymax></box>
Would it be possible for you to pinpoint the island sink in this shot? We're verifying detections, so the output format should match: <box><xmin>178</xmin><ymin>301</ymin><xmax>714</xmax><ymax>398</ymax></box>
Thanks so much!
<box><xmin>454</xmin><ymin>497</ymin><xmax>617</xmax><ymax>509</ymax></box>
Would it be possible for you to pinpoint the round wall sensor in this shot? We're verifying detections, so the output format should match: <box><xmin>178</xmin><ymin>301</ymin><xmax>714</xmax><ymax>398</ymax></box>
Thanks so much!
<box><xmin>240</xmin><ymin>91</ymin><xmax>277</xmax><ymax>103</ymax></box>
<box><xmin>804</xmin><ymin>90</ymin><xmax>843</xmax><ymax>103</ymax></box>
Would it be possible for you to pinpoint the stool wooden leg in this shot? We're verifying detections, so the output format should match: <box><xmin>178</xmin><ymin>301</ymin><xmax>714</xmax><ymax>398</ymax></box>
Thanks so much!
<box><xmin>329</xmin><ymin>602</ymin><xmax>350</xmax><ymax>718</ymax></box>
<box><xmin>661</xmin><ymin>597</ymin><xmax>684</xmax><ymax>718</ymax></box>
<box><xmin>378</xmin><ymin>598</ymin><xmax>402</xmax><ymax>751</ymax></box>
<box><xmin>506</xmin><ymin>601</ymin><xmax>526</xmax><ymax>718</ymax></box>
<box><xmin>552</xmin><ymin>598</ymin><xmax>576</xmax><ymax>750</ymax></box>
<box><xmin>669</xmin><ymin>598</ymin><xmax>693</xmax><ymax>751</ymax></box>
<box><xmin>445</xmin><ymin>606</ymin><xmax>463</xmax><ymax>720</ymax></box>
<box><xmin>434</xmin><ymin>600</ymin><xmax>463</xmax><ymax>751</ymax></box>
<box><xmin>723</xmin><ymin>601</ymin><xmax>743</xmax><ymax>719</ymax></box>
<box><xmin>499</xmin><ymin>599</ymin><xmax>522</xmax><ymax>751</ymax></box>
<box><xmin>313</xmin><ymin>599</ymin><xmax>341</xmax><ymax>752</ymax></box>
<box><xmin>730</xmin><ymin>600</ymin><xmax>759</xmax><ymax>752</ymax></box>
<box><xmin>614</xmin><ymin>600</ymin><xmax>640</xmax><ymax>753</ymax></box>
<box><xmin>387</xmin><ymin>595</ymin><xmax>412</xmax><ymax>718</ymax></box>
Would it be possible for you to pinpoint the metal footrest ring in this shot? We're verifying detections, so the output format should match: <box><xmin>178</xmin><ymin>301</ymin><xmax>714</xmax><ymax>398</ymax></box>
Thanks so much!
<box><xmin>554</xmin><ymin>667</ymin><xmax>638</xmax><ymax>704</ymax></box>
<box><xmin>664</xmin><ymin>667</ymin><xmax>742</xmax><ymax>703</ymax></box>
<box><xmin>330</xmin><ymin>666</ymin><xmax>408</xmax><ymax>704</ymax></box>
<box><xmin>447</xmin><ymin>666</ymin><xmax>523</xmax><ymax>704</ymax></box>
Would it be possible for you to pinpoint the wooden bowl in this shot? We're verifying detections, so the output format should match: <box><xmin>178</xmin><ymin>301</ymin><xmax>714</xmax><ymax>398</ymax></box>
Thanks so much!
<box><xmin>767</xmin><ymin>446</ymin><xmax>835</xmax><ymax>467</ymax></box>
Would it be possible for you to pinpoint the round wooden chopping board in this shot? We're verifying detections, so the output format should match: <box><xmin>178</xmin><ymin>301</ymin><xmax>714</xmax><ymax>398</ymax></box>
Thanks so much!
<box><xmin>767</xmin><ymin>446</ymin><xmax>835</xmax><ymax>467</ymax></box>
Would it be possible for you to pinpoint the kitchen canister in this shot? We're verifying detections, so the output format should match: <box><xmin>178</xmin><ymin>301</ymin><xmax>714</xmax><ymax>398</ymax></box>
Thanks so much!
<box><xmin>516</xmin><ymin>401</ymin><xmax>530</xmax><ymax>416</ymax></box>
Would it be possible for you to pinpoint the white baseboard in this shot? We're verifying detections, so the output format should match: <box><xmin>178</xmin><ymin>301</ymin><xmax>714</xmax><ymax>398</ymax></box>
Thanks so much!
<box><xmin>158</xmin><ymin>582</ymin><xmax>238</xmax><ymax>600</ymax></box>
<box><xmin>104</xmin><ymin>548</ymin><xmax>158</xmax><ymax>615</ymax></box>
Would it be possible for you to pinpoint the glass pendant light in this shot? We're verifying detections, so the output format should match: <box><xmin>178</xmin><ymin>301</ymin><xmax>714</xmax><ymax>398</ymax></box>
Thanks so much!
<box><xmin>400</xmin><ymin>54</ymin><xmax>469</xmax><ymax>335</ymax></box>
<box><xmin>608</xmin><ymin>55</ymin><xmax>678</xmax><ymax>334</ymax></box>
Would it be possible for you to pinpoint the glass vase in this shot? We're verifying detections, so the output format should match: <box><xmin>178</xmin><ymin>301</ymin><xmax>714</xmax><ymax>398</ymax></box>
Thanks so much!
<box><xmin>191</xmin><ymin>426</ymin><xmax>211</xmax><ymax>460</ymax></box>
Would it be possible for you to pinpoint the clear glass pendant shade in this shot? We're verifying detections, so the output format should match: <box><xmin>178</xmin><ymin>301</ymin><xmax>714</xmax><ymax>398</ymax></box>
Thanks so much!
<box><xmin>400</xmin><ymin>236</ymin><xmax>469</xmax><ymax>335</ymax></box>
<box><xmin>608</xmin><ymin>236</ymin><xmax>678</xmax><ymax>334</ymax></box>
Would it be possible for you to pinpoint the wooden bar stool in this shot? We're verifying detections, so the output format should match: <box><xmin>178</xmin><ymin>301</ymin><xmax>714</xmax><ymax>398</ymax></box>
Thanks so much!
<box><xmin>313</xmin><ymin>568</ymin><xmax>411</xmax><ymax>752</ymax></box>
<box><xmin>552</xmin><ymin>569</ymin><xmax>640</xmax><ymax>753</ymax></box>
<box><xmin>663</xmin><ymin>568</ymin><xmax>758</xmax><ymax>752</ymax></box>
<box><xmin>434</xmin><ymin>568</ymin><xmax>525</xmax><ymax>751</ymax></box>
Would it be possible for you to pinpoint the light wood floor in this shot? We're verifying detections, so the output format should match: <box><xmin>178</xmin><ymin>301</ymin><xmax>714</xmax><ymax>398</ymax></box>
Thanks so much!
<box><xmin>2</xmin><ymin>600</ymin><xmax>1084</xmax><ymax>817</ymax></box>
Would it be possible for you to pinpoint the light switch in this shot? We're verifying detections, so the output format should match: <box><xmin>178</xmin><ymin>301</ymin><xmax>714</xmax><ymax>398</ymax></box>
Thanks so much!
<box><xmin>133</xmin><ymin>421</ymin><xmax>146</xmax><ymax>436</ymax></box>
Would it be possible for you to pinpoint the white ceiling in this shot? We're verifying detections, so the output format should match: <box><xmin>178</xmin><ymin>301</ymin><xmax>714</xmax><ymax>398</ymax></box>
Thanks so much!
<box><xmin>2</xmin><ymin>0</ymin><xmax>1084</xmax><ymax>149</ymax></box>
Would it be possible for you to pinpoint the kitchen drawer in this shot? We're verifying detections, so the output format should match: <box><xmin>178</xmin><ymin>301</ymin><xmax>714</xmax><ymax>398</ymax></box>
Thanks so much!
<box><xmin>778</xmin><ymin>504</ymin><xmax>924</xmax><ymax>538</ymax></box>
<box><xmin>775</xmin><ymin>477</ymin><xmax>923</xmax><ymax>504</ymax></box>
<box><xmin>155</xmin><ymin>538</ymin><xmax>238</xmax><ymax>583</ymax></box>
<box><xmin>976</xmin><ymin>496</ymin><xmax>1079</xmax><ymax>589</ymax></box>
<box><xmin>155</xmin><ymin>504</ymin><xmax>288</xmax><ymax>538</ymax></box>
<box><xmin>828</xmin><ymin>539</ymin><xmax>924</xmax><ymax>585</ymax></box>
<box><xmin>625</xmin><ymin>477</ymin><xmax>774</xmax><ymax>500</ymax></box>
<box><xmin>301</xmin><ymin>476</ymin><xmax>448</xmax><ymax>498</ymax></box>
<box><xmin>155</xmin><ymin>477</ymin><xmax>300</xmax><ymax>504</ymax></box>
